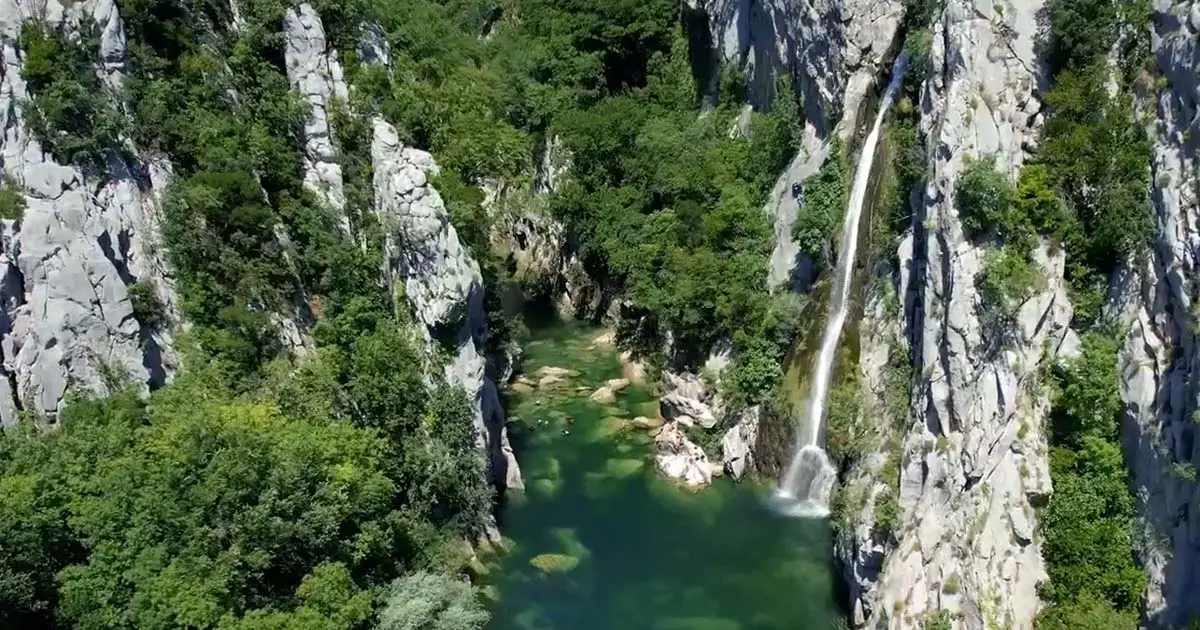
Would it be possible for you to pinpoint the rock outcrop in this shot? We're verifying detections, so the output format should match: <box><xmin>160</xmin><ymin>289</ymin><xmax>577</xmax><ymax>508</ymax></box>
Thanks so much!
<box><xmin>284</xmin><ymin>2</ymin><xmax>351</xmax><ymax>234</ymax></box>
<box><xmin>1112</xmin><ymin>1</ymin><xmax>1200</xmax><ymax>626</ymax></box>
<box><xmin>0</xmin><ymin>0</ymin><xmax>178</xmax><ymax>426</ymax></box>
<box><xmin>660</xmin><ymin>370</ymin><xmax>720</xmax><ymax>428</ymax></box>
<box><xmin>836</xmin><ymin>1</ymin><xmax>1073</xmax><ymax>627</ymax></box>
<box><xmin>686</xmin><ymin>0</ymin><xmax>901</xmax><ymax>132</ymax></box>
<box><xmin>721</xmin><ymin>404</ymin><xmax>762</xmax><ymax>480</ymax></box>
<box><xmin>655</xmin><ymin>421</ymin><xmax>720</xmax><ymax>487</ymax></box>
<box><xmin>371</xmin><ymin>118</ymin><xmax>523</xmax><ymax>490</ymax></box>
<box><xmin>741</xmin><ymin>0</ymin><xmax>902</xmax><ymax>292</ymax></box>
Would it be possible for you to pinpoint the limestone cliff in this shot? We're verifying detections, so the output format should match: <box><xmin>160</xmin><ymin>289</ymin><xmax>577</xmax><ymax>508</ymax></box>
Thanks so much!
<box><xmin>855</xmin><ymin>1</ymin><xmax>1068</xmax><ymax>627</ymax></box>
<box><xmin>0</xmin><ymin>0</ymin><xmax>178</xmax><ymax>426</ymax></box>
<box><xmin>371</xmin><ymin>118</ymin><xmax>523</xmax><ymax>491</ymax></box>
<box><xmin>747</xmin><ymin>0</ymin><xmax>1073</xmax><ymax>626</ymax></box>
<box><xmin>1113</xmin><ymin>1</ymin><xmax>1200</xmax><ymax>626</ymax></box>
<box><xmin>278</xmin><ymin>4</ymin><xmax>522</xmax><ymax>491</ymax></box>
<box><xmin>283</xmin><ymin>2</ymin><xmax>351</xmax><ymax>235</ymax></box>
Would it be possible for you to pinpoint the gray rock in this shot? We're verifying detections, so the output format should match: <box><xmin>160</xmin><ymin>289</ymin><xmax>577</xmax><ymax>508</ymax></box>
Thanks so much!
<box><xmin>371</xmin><ymin>117</ymin><xmax>522</xmax><ymax>490</ymax></box>
<box><xmin>0</xmin><ymin>1</ymin><xmax>178</xmax><ymax>426</ymax></box>
<box><xmin>721</xmin><ymin>404</ymin><xmax>762</xmax><ymax>479</ymax></box>
<box><xmin>689</xmin><ymin>0</ymin><xmax>900</xmax><ymax>132</ymax></box>
<box><xmin>660</xmin><ymin>370</ymin><xmax>719</xmax><ymax>428</ymax></box>
<box><xmin>654</xmin><ymin>421</ymin><xmax>718</xmax><ymax>487</ymax></box>
<box><xmin>284</xmin><ymin>3</ymin><xmax>351</xmax><ymax>234</ymax></box>
<box><xmin>835</xmin><ymin>1</ymin><xmax>1061</xmax><ymax>626</ymax></box>
<box><xmin>1111</xmin><ymin>2</ymin><xmax>1200</xmax><ymax>625</ymax></box>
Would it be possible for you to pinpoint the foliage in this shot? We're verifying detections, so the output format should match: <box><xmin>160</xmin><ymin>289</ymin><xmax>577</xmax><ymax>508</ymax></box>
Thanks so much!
<box><xmin>872</xmin><ymin>490</ymin><xmax>900</xmax><ymax>541</ymax></box>
<box><xmin>20</xmin><ymin>22</ymin><xmax>126</xmax><ymax>170</ymax></box>
<box><xmin>957</xmin><ymin>157</ymin><xmax>1014</xmax><ymax>238</ymax></box>
<box><xmin>1037</xmin><ymin>594</ymin><xmax>1140</xmax><ymax>630</ymax></box>
<box><xmin>376</xmin><ymin>571</ymin><xmax>489</xmax><ymax>630</ymax></box>
<box><xmin>976</xmin><ymin>246</ymin><xmax>1044</xmax><ymax>341</ymax></box>
<box><xmin>0</xmin><ymin>341</ymin><xmax>492</xmax><ymax>628</ymax></box>
<box><xmin>923</xmin><ymin>610</ymin><xmax>952</xmax><ymax>630</ymax></box>
<box><xmin>1038</xmin><ymin>332</ymin><xmax>1145</xmax><ymax>625</ymax></box>
<box><xmin>824</xmin><ymin>370</ymin><xmax>866</xmax><ymax>470</ymax></box>
<box><xmin>793</xmin><ymin>140</ymin><xmax>849</xmax><ymax>259</ymax></box>
<box><xmin>0</xmin><ymin>177</ymin><xmax>26</xmax><ymax>223</ymax></box>
<box><xmin>1040</xmin><ymin>62</ymin><xmax>1152</xmax><ymax>279</ymax></box>
<box><xmin>127</xmin><ymin>279</ymin><xmax>167</xmax><ymax>330</ymax></box>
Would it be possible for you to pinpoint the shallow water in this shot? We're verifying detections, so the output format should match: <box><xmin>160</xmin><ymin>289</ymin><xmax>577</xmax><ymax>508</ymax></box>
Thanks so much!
<box><xmin>485</xmin><ymin>323</ymin><xmax>844</xmax><ymax>630</ymax></box>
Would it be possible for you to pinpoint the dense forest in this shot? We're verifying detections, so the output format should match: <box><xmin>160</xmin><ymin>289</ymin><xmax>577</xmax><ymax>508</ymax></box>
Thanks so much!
<box><xmin>1</xmin><ymin>0</ymin><xmax>807</xmax><ymax>627</ymax></box>
<box><xmin>0</xmin><ymin>0</ymin><xmax>1170</xmax><ymax>627</ymax></box>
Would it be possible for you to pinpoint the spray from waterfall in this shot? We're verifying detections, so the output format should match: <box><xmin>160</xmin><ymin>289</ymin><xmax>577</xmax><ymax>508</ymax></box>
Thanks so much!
<box><xmin>772</xmin><ymin>53</ymin><xmax>909</xmax><ymax>519</ymax></box>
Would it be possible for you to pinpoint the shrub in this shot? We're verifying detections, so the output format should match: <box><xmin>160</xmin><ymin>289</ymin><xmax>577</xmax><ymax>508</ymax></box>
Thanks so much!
<box><xmin>20</xmin><ymin>23</ymin><xmax>126</xmax><ymax>170</ymax></box>
<box><xmin>942</xmin><ymin>573</ymin><xmax>961</xmax><ymax>594</ymax></box>
<box><xmin>873</xmin><ymin>490</ymin><xmax>901</xmax><ymax>541</ymax></box>
<box><xmin>956</xmin><ymin>156</ymin><xmax>1014</xmax><ymax>238</ymax></box>
<box><xmin>127</xmin><ymin>280</ymin><xmax>166</xmax><ymax>330</ymax></box>
<box><xmin>976</xmin><ymin>246</ymin><xmax>1044</xmax><ymax>341</ymax></box>
<box><xmin>923</xmin><ymin>610</ymin><xmax>953</xmax><ymax>630</ymax></box>
<box><xmin>0</xmin><ymin>178</ymin><xmax>25</xmax><ymax>223</ymax></box>
<box><xmin>376</xmin><ymin>571</ymin><xmax>490</xmax><ymax>630</ymax></box>
<box><xmin>1170</xmin><ymin>461</ymin><xmax>1197</xmax><ymax>482</ymax></box>
<box><xmin>793</xmin><ymin>140</ymin><xmax>849</xmax><ymax>258</ymax></box>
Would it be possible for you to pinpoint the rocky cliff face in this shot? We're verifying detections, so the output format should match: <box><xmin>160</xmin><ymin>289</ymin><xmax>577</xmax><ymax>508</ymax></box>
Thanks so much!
<box><xmin>687</xmin><ymin>0</ymin><xmax>900</xmax><ymax>131</ymax></box>
<box><xmin>278</xmin><ymin>4</ymin><xmax>522</xmax><ymax>491</ymax></box>
<box><xmin>371</xmin><ymin>118</ymin><xmax>523</xmax><ymax>491</ymax></box>
<box><xmin>750</xmin><ymin>0</ymin><xmax>1075</xmax><ymax>626</ymax></box>
<box><xmin>0</xmin><ymin>0</ymin><xmax>178</xmax><ymax>426</ymax></box>
<box><xmin>284</xmin><ymin>2</ymin><xmax>351</xmax><ymax>235</ymax></box>
<box><xmin>861</xmin><ymin>1</ymin><xmax>1067</xmax><ymax>627</ymax></box>
<box><xmin>1113</xmin><ymin>1</ymin><xmax>1200</xmax><ymax>626</ymax></box>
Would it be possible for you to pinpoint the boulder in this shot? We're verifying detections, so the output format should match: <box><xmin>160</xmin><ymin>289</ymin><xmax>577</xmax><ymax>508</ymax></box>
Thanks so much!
<box><xmin>537</xmin><ymin>366</ymin><xmax>577</xmax><ymax>379</ymax></box>
<box><xmin>605</xmin><ymin>378</ymin><xmax>630</xmax><ymax>392</ymax></box>
<box><xmin>538</xmin><ymin>374</ymin><xmax>566</xmax><ymax>389</ymax></box>
<box><xmin>721</xmin><ymin>405</ymin><xmax>762</xmax><ymax>480</ymax></box>
<box><xmin>654</xmin><ymin>422</ymin><xmax>717</xmax><ymax>488</ymax></box>
<box><xmin>589</xmin><ymin>386</ymin><xmax>616</xmax><ymax>404</ymax></box>
<box><xmin>632</xmin><ymin>416</ymin><xmax>663</xmax><ymax>430</ymax></box>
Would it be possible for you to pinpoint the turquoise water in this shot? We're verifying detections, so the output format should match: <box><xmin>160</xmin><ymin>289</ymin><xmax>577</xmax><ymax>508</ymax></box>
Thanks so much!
<box><xmin>486</xmin><ymin>323</ymin><xmax>843</xmax><ymax>630</ymax></box>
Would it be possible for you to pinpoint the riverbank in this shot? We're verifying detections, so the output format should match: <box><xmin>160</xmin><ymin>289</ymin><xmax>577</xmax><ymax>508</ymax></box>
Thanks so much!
<box><xmin>484</xmin><ymin>322</ymin><xmax>843</xmax><ymax>630</ymax></box>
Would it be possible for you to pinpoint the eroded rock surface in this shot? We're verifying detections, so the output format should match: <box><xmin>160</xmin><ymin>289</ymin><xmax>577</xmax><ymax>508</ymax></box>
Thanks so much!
<box><xmin>0</xmin><ymin>0</ymin><xmax>178</xmax><ymax>425</ymax></box>
<box><xmin>1112</xmin><ymin>1</ymin><xmax>1200</xmax><ymax>626</ymax></box>
<box><xmin>371</xmin><ymin>117</ymin><xmax>522</xmax><ymax>490</ymax></box>
<box><xmin>839</xmin><ymin>1</ymin><xmax>1071</xmax><ymax>627</ymax></box>
<box><xmin>655</xmin><ymin>421</ymin><xmax>719</xmax><ymax>487</ymax></box>
<box><xmin>284</xmin><ymin>2</ymin><xmax>350</xmax><ymax>234</ymax></box>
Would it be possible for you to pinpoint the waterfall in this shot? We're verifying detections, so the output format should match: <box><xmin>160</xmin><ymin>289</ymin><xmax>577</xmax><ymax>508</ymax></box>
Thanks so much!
<box><xmin>773</xmin><ymin>54</ymin><xmax>909</xmax><ymax>519</ymax></box>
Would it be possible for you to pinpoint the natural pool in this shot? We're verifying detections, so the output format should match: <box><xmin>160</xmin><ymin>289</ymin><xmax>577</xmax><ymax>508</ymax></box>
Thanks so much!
<box><xmin>485</xmin><ymin>323</ymin><xmax>844</xmax><ymax>630</ymax></box>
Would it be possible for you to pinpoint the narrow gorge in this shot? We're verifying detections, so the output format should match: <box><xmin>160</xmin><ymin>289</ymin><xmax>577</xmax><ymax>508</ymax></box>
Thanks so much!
<box><xmin>0</xmin><ymin>0</ymin><xmax>1198</xmax><ymax>629</ymax></box>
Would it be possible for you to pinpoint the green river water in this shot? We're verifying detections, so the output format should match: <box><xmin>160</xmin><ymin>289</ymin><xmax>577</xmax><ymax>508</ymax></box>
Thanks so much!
<box><xmin>485</xmin><ymin>323</ymin><xmax>843</xmax><ymax>630</ymax></box>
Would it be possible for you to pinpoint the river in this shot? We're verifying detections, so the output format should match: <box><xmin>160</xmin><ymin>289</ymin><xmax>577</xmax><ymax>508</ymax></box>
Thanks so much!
<box><xmin>484</xmin><ymin>322</ymin><xmax>844</xmax><ymax>630</ymax></box>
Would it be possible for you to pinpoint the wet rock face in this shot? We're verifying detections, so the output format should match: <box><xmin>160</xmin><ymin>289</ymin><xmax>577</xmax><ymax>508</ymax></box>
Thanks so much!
<box><xmin>0</xmin><ymin>0</ymin><xmax>178</xmax><ymax>425</ymax></box>
<box><xmin>371</xmin><ymin>117</ymin><xmax>523</xmax><ymax>490</ymax></box>
<box><xmin>1113</xmin><ymin>1</ymin><xmax>1200</xmax><ymax>626</ymax></box>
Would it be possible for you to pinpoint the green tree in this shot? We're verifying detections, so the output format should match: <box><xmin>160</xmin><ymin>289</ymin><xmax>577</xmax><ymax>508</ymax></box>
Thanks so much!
<box><xmin>375</xmin><ymin>571</ymin><xmax>489</xmax><ymax>630</ymax></box>
<box><xmin>793</xmin><ymin>141</ymin><xmax>849</xmax><ymax>258</ymax></box>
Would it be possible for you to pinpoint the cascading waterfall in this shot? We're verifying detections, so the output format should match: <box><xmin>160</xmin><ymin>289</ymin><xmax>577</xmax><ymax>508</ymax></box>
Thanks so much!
<box><xmin>773</xmin><ymin>53</ymin><xmax>909</xmax><ymax>519</ymax></box>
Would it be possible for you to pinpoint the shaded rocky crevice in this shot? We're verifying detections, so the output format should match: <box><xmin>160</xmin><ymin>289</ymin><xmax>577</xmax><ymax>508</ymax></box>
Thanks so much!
<box><xmin>1111</xmin><ymin>2</ymin><xmax>1200</xmax><ymax>626</ymax></box>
